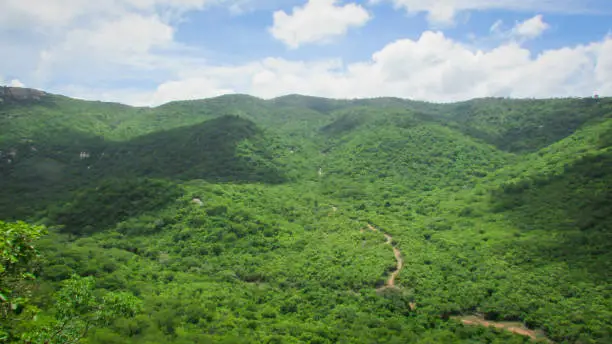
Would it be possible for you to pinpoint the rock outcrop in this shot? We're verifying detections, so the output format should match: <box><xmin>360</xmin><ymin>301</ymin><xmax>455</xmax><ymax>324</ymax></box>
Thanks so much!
<box><xmin>0</xmin><ymin>87</ymin><xmax>47</xmax><ymax>102</ymax></box>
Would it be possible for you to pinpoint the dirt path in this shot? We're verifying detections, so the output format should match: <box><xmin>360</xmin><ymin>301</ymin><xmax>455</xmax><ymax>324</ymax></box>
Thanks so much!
<box><xmin>366</xmin><ymin>224</ymin><xmax>403</xmax><ymax>289</ymax></box>
<box><xmin>454</xmin><ymin>315</ymin><xmax>549</xmax><ymax>342</ymax></box>
<box><xmin>364</xmin><ymin>224</ymin><xmax>547</xmax><ymax>341</ymax></box>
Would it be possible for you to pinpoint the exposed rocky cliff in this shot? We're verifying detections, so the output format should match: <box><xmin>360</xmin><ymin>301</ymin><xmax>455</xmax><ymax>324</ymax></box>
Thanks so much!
<box><xmin>0</xmin><ymin>86</ymin><xmax>47</xmax><ymax>102</ymax></box>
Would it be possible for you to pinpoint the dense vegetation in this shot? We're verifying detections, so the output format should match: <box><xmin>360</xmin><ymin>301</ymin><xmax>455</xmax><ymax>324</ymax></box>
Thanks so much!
<box><xmin>1</xmin><ymin>88</ymin><xmax>611</xmax><ymax>343</ymax></box>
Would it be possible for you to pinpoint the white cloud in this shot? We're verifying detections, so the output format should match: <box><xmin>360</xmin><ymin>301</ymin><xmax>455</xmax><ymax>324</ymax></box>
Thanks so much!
<box><xmin>0</xmin><ymin>77</ymin><xmax>25</xmax><ymax>87</ymax></box>
<box><xmin>484</xmin><ymin>15</ymin><xmax>550</xmax><ymax>45</ymax></box>
<box><xmin>0</xmin><ymin>0</ymin><xmax>98</xmax><ymax>28</ymax></box>
<box><xmin>27</xmin><ymin>14</ymin><xmax>179</xmax><ymax>89</ymax></box>
<box><xmin>139</xmin><ymin>77</ymin><xmax>236</xmax><ymax>105</ymax></box>
<box><xmin>2</xmin><ymin>0</ymin><xmax>610</xmax><ymax>106</ymax></box>
<box><xmin>61</xmin><ymin>14</ymin><xmax>174</xmax><ymax>56</ymax></box>
<box><xmin>62</xmin><ymin>31</ymin><xmax>611</xmax><ymax>106</ymax></box>
<box><xmin>372</xmin><ymin>0</ymin><xmax>587</xmax><ymax>25</ymax></box>
<box><xmin>0</xmin><ymin>0</ymin><xmax>216</xmax><ymax>28</ymax></box>
<box><xmin>594</xmin><ymin>39</ymin><xmax>612</xmax><ymax>86</ymax></box>
<box><xmin>55</xmin><ymin>78</ymin><xmax>233</xmax><ymax>106</ymax></box>
<box><xmin>0</xmin><ymin>0</ymin><xmax>217</xmax><ymax>88</ymax></box>
<box><xmin>512</xmin><ymin>14</ymin><xmax>549</xmax><ymax>39</ymax></box>
<box><xmin>0</xmin><ymin>0</ymin><xmax>295</xmax><ymax>89</ymax></box>
<box><xmin>10</xmin><ymin>79</ymin><xmax>25</xmax><ymax>87</ymax></box>
<box><xmin>269</xmin><ymin>0</ymin><xmax>371</xmax><ymax>48</ymax></box>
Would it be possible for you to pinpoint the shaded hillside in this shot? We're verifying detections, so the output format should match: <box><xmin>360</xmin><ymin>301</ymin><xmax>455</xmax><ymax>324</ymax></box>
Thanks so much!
<box><xmin>47</xmin><ymin>178</ymin><xmax>183</xmax><ymax>235</ymax></box>
<box><xmin>275</xmin><ymin>95</ymin><xmax>612</xmax><ymax>153</ymax></box>
<box><xmin>270</xmin><ymin>94</ymin><xmax>354</xmax><ymax>113</ymax></box>
<box><xmin>439</xmin><ymin>97</ymin><xmax>612</xmax><ymax>152</ymax></box>
<box><xmin>0</xmin><ymin>115</ymin><xmax>286</xmax><ymax>219</ymax></box>
<box><xmin>316</xmin><ymin>108</ymin><xmax>512</xmax><ymax>204</ymax></box>
<box><xmin>0</xmin><ymin>130</ymin><xmax>111</xmax><ymax>219</ymax></box>
<box><xmin>319</xmin><ymin>108</ymin><xmax>372</xmax><ymax>136</ymax></box>
<box><xmin>492</xmin><ymin>149</ymin><xmax>612</xmax><ymax>278</ymax></box>
<box><xmin>105</xmin><ymin>115</ymin><xmax>286</xmax><ymax>183</ymax></box>
<box><xmin>3</xmin><ymin>89</ymin><xmax>609</xmax><ymax>151</ymax></box>
<box><xmin>4</xmin><ymin>91</ymin><xmax>608</xmax><ymax>218</ymax></box>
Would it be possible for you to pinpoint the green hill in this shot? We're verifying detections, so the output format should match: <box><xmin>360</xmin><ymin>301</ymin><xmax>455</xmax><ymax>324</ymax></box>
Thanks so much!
<box><xmin>1</xmin><ymin>88</ymin><xmax>611</xmax><ymax>343</ymax></box>
<box><xmin>0</xmin><ymin>113</ymin><xmax>287</xmax><ymax>219</ymax></box>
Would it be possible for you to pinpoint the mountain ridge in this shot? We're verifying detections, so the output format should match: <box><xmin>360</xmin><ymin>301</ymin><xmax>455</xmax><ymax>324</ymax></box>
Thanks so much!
<box><xmin>2</xmin><ymin>85</ymin><xmax>607</xmax><ymax>107</ymax></box>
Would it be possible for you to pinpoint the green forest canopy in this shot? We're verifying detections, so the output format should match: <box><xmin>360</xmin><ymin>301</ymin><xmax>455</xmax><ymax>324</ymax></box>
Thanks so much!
<box><xmin>0</xmin><ymin>88</ymin><xmax>611</xmax><ymax>343</ymax></box>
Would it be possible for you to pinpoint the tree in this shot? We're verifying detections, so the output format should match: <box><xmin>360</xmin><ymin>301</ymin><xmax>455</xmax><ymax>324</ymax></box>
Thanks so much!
<box><xmin>23</xmin><ymin>275</ymin><xmax>142</xmax><ymax>344</ymax></box>
<box><xmin>0</xmin><ymin>220</ymin><xmax>47</xmax><ymax>341</ymax></box>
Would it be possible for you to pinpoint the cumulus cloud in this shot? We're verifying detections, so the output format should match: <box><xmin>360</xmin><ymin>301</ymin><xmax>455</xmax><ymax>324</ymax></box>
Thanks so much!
<box><xmin>61</xmin><ymin>31</ymin><xmax>611</xmax><ymax>106</ymax></box>
<box><xmin>486</xmin><ymin>15</ymin><xmax>550</xmax><ymax>43</ymax></box>
<box><xmin>269</xmin><ymin>0</ymin><xmax>371</xmax><ymax>48</ymax></box>
<box><xmin>0</xmin><ymin>0</ymin><xmax>218</xmax><ymax>88</ymax></box>
<box><xmin>512</xmin><ymin>14</ymin><xmax>550</xmax><ymax>39</ymax></box>
<box><xmin>62</xmin><ymin>15</ymin><xmax>173</xmax><ymax>55</ymax></box>
<box><xmin>250</xmin><ymin>32</ymin><xmax>608</xmax><ymax>101</ymax></box>
<box><xmin>2</xmin><ymin>0</ymin><xmax>609</xmax><ymax>106</ymax></box>
<box><xmin>372</xmin><ymin>0</ymin><xmax>588</xmax><ymax>25</ymax></box>
<box><xmin>37</xmin><ymin>14</ymin><xmax>175</xmax><ymax>69</ymax></box>
<box><xmin>0</xmin><ymin>0</ymin><xmax>301</xmax><ymax>88</ymax></box>
<box><xmin>26</xmin><ymin>14</ymin><xmax>179</xmax><ymax>89</ymax></box>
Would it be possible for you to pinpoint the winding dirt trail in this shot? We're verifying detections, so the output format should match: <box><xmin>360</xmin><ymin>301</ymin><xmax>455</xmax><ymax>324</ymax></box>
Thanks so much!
<box><xmin>454</xmin><ymin>315</ymin><xmax>549</xmax><ymax>342</ymax></box>
<box><xmin>364</xmin><ymin>224</ymin><xmax>548</xmax><ymax>341</ymax></box>
<box><xmin>366</xmin><ymin>224</ymin><xmax>403</xmax><ymax>289</ymax></box>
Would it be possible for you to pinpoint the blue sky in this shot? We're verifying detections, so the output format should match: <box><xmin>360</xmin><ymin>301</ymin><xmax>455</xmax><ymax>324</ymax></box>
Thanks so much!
<box><xmin>178</xmin><ymin>1</ymin><xmax>611</xmax><ymax>61</ymax></box>
<box><xmin>1</xmin><ymin>0</ymin><xmax>611</xmax><ymax>105</ymax></box>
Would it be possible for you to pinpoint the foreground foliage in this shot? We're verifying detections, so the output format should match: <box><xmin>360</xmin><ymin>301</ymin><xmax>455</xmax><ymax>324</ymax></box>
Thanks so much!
<box><xmin>23</xmin><ymin>275</ymin><xmax>141</xmax><ymax>344</ymax></box>
<box><xmin>0</xmin><ymin>221</ymin><xmax>47</xmax><ymax>341</ymax></box>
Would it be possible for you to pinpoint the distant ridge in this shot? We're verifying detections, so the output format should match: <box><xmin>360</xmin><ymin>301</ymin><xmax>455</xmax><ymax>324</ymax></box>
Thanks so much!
<box><xmin>0</xmin><ymin>86</ymin><xmax>606</xmax><ymax>107</ymax></box>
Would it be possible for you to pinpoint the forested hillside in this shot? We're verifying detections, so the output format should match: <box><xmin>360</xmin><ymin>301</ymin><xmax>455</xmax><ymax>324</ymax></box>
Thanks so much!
<box><xmin>1</xmin><ymin>87</ymin><xmax>611</xmax><ymax>343</ymax></box>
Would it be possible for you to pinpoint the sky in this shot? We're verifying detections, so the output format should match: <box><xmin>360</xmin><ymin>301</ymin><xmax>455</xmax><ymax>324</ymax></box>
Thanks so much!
<box><xmin>1</xmin><ymin>0</ymin><xmax>611</xmax><ymax>106</ymax></box>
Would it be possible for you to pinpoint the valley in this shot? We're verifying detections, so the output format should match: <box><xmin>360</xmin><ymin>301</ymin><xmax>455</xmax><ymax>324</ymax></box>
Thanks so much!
<box><xmin>1</xmin><ymin>88</ymin><xmax>611</xmax><ymax>343</ymax></box>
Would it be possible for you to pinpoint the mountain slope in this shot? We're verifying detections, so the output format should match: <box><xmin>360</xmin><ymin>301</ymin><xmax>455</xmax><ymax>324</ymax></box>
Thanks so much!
<box><xmin>1</xmin><ymin>89</ymin><xmax>611</xmax><ymax>343</ymax></box>
<box><xmin>0</xmin><ymin>113</ymin><xmax>287</xmax><ymax>219</ymax></box>
<box><xmin>439</xmin><ymin>97</ymin><xmax>612</xmax><ymax>152</ymax></box>
<box><xmin>376</xmin><ymin>118</ymin><xmax>612</xmax><ymax>343</ymax></box>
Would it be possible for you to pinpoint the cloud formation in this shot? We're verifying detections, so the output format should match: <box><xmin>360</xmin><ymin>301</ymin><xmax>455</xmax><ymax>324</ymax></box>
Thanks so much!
<box><xmin>372</xmin><ymin>0</ymin><xmax>589</xmax><ymax>25</ymax></box>
<box><xmin>512</xmin><ymin>14</ymin><xmax>550</xmax><ymax>39</ymax></box>
<box><xmin>269</xmin><ymin>0</ymin><xmax>371</xmax><ymax>48</ymax></box>
<box><xmin>0</xmin><ymin>0</ymin><xmax>214</xmax><ymax>29</ymax></box>
<box><xmin>56</xmin><ymin>31</ymin><xmax>611</xmax><ymax>106</ymax></box>
<box><xmin>0</xmin><ymin>77</ymin><xmax>25</xmax><ymax>88</ymax></box>
<box><xmin>1</xmin><ymin>0</ymin><xmax>609</xmax><ymax>106</ymax></box>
